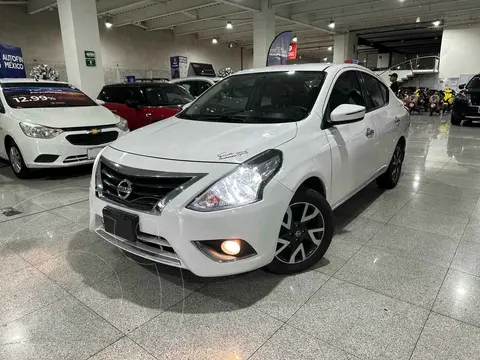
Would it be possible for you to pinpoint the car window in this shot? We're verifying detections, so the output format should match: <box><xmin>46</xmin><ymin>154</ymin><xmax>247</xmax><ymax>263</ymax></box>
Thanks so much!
<box><xmin>176</xmin><ymin>81</ymin><xmax>197</xmax><ymax>97</ymax></box>
<box><xmin>99</xmin><ymin>87</ymin><xmax>134</xmax><ymax>104</ymax></box>
<box><xmin>198</xmin><ymin>81</ymin><xmax>211</xmax><ymax>95</ymax></box>
<box><xmin>467</xmin><ymin>75</ymin><xmax>480</xmax><ymax>89</ymax></box>
<box><xmin>2</xmin><ymin>83</ymin><xmax>97</xmax><ymax>109</ymax></box>
<box><xmin>358</xmin><ymin>72</ymin><xmax>385</xmax><ymax>110</ymax></box>
<box><xmin>326</xmin><ymin>71</ymin><xmax>365</xmax><ymax>118</ymax></box>
<box><xmin>144</xmin><ymin>85</ymin><xmax>194</xmax><ymax>106</ymax></box>
<box><xmin>178</xmin><ymin>71</ymin><xmax>326</xmax><ymax>124</ymax></box>
<box><xmin>379</xmin><ymin>80</ymin><xmax>389</xmax><ymax>104</ymax></box>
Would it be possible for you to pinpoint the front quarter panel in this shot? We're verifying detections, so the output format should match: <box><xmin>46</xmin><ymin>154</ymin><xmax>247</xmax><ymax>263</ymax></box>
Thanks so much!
<box><xmin>275</xmin><ymin>115</ymin><xmax>332</xmax><ymax>202</ymax></box>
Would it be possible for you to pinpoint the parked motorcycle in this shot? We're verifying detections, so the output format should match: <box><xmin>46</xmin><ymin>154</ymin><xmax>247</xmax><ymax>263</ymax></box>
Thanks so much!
<box><xmin>405</xmin><ymin>89</ymin><xmax>427</xmax><ymax>114</ymax></box>
<box><xmin>429</xmin><ymin>91</ymin><xmax>443</xmax><ymax>116</ymax></box>
<box><xmin>442</xmin><ymin>88</ymin><xmax>455</xmax><ymax>114</ymax></box>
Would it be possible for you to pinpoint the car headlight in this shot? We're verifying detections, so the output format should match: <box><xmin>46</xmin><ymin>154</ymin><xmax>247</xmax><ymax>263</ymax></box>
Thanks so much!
<box><xmin>19</xmin><ymin>122</ymin><xmax>63</xmax><ymax>139</ymax></box>
<box><xmin>115</xmin><ymin>115</ymin><xmax>129</xmax><ymax>131</ymax></box>
<box><xmin>187</xmin><ymin>149</ymin><xmax>282</xmax><ymax>212</ymax></box>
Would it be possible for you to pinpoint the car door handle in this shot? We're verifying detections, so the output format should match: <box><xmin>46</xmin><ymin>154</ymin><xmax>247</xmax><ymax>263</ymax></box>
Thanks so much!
<box><xmin>145</xmin><ymin>113</ymin><xmax>153</xmax><ymax>118</ymax></box>
<box><xmin>366</xmin><ymin>128</ymin><xmax>375</xmax><ymax>138</ymax></box>
<box><xmin>394</xmin><ymin>117</ymin><xmax>401</xmax><ymax>125</ymax></box>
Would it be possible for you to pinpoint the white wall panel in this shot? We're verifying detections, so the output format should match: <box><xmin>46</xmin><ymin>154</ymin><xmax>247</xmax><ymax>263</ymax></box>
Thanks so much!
<box><xmin>0</xmin><ymin>5</ymin><xmax>252</xmax><ymax>86</ymax></box>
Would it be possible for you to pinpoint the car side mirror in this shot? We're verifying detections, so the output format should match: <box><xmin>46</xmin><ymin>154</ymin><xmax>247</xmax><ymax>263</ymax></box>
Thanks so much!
<box><xmin>96</xmin><ymin>99</ymin><xmax>105</xmax><ymax>106</ymax></box>
<box><xmin>330</xmin><ymin>104</ymin><xmax>366</xmax><ymax>125</ymax></box>
<box><xmin>125</xmin><ymin>99</ymin><xmax>139</xmax><ymax>109</ymax></box>
<box><xmin>459</xmin><ymin>84</ymin><xmax>466</xmax><ymax>90</ymax></box>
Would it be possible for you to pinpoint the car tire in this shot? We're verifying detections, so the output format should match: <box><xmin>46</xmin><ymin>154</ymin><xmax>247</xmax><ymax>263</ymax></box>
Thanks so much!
<box><xmin>7</xmin><ymin>141</ymin><xmax>30</xmax><ymax>179</ymax></box>
<box><xmin>376</xmin><ymin>141</ymin><xmax>405</xmax><ymax>189</ymax></box>
<box><xmin>265</xmin><ymin>187</ymin><xmax>334</xmax><ymax>275</ymax></box>
<box><xmin>451</xmin><ymin>110</ymin><xmax>463</xmax><ymax>126</ymax></box>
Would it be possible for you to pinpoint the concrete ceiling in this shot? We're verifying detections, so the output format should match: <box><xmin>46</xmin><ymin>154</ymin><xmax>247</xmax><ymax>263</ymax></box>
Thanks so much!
<box><xmin>8</xmin><ymin>0</ymin><xmax>480</xmax><ymax>58</ymax></box>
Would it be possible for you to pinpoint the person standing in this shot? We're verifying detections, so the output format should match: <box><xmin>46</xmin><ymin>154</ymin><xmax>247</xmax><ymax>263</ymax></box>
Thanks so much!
<box><xmin>390</xmin><ymin>73</ymin><xmax>399</xmax><ymax>95</ymax></box>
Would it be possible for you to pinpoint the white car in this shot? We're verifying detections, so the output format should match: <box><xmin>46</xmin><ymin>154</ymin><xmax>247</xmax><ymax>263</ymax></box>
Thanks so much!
<box><xmin>90</xmin><ymin>64</ymin><xmax>410</xmax><ymax>277</ymax></box>
<box><xmin>0</xmin><ymin>79</ymin><xmax>129</xmax><ymax>178</ymax></box>
<box><xmin>170</xmin><ymin>76</ymin><xmax>222</xmax><ymax>97</ymax></box>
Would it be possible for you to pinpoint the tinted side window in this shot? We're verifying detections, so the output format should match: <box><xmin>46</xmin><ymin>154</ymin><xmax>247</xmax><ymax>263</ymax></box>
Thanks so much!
<box><xmin>379</xmin><ymin>81</ymin><xmax>389</xmax><ymax>104</ymax></box>
<box><xmin>327</xmin><ymin>71</ymin><xmax>365</xmax><ymax>118</ymax></box>
<box><xmin>99</xmin><ymin>87</ymin><xmax>134</xmax><ymax>104</ymax></box>
<box><xmin>359</xmin><ymin>72</ymin><xmax>385</xmax><ymax>110</ymax></box>
<box><xmin>198</xmin><ymin>81</ymin><xmax>212</xmax><ymax>95</ymax></box>
<box><xmin>177</xmin><ymin>81</ymin><xmax>197</xmax><ymax>97</ymax></box>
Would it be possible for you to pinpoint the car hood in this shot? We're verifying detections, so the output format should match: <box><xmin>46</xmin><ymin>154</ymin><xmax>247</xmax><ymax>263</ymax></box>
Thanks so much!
<box><xmin>9</xmin><ymin>106</ymin><xmax>118</xmax><ymax>128</ymax></box>
<box><xmin>110</xmin><ymin>117</ymin><xmax>297</xmax><ymax>163</ymax></box>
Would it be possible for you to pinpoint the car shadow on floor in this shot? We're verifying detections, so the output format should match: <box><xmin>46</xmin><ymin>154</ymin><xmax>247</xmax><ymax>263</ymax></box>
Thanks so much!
<box><xmin>0</xmin><ymin>158</ymin><xmax>92</xmax><ymax>181</ymax></box>
<box><xmin>64</xmin><ymin>179</ymin><xmax>387</xmax><ymax>315</ymax></box>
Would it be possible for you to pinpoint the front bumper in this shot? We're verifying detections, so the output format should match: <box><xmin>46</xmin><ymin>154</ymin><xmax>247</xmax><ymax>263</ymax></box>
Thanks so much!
<box><xmin>454</xmin><ymin>103</ymin><xmax>480</xmax><ymax>119</ymax></box>
<box><xmin>17</xmin><ymin>128</ymin><xmax>128</xmax><ymax>168</ymax></box>
<box><xmin>89</xmin><ymin>147</ymin><xmax>293</xmax><ymax>277</ymax></box>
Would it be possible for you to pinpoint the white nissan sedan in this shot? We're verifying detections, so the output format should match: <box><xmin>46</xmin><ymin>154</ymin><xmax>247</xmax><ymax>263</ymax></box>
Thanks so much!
<box><xmin>90</xmin><ymin>64</ymin><xmax>409</xmax><ymax>277</ymax></box>
<box><xmin>0</xmin><ymin>79</ymin><xmax>129</xmax><ymax>178</ymax></box>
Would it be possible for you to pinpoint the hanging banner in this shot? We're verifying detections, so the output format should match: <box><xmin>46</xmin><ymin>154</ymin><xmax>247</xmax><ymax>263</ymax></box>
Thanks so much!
<box><xmin>170</xmin><ymin>56</ymin><xmax>188</xmax><ymax>79</ymax></box>
<box><xmin>0</xmin><ymin>43</ymin><xmax>26</xmax><ymax>78</ymax></box>
<box><xmin>266</xmin><ymin>31</ymin><xmax>292</xmax><ymax>66</ymax></box>
<box><xmin>287</xmin><ymin>43</ymin><xmax>297</xmax><ymax>60</ymax></box>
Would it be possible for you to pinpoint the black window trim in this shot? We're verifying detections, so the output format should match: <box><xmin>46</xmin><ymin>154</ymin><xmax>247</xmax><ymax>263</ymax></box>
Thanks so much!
<box><xmin>356</xmin><ymin>70</ymin><xmax>389</xmax><ymax>113</ymax></box>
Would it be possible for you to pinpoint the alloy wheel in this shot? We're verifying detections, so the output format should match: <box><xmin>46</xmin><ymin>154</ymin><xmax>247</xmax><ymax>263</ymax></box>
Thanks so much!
<box><xmin>275</xmin><ymin>202</ymin><xmax>325</xmax><ymax>264</ymax></box>
<box><xmin>390</xmin><ymin>145</ymin><xmax>403</xmax><ymax>182</ymax></box>
<box><xmin>9</xmin><ymin>146</ymin><xmax>22</xmax><ymax>174</ymax></box>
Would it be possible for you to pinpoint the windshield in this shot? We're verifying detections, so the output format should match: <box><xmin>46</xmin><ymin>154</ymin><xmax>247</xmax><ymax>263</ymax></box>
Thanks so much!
<box><xmin>144</xmin><ymin>85</ymin><xmax>194</xmax><ymax>106</ymax></box>
<box><xmin>2</xmin><ymin>83</ymin><xmax>97</xmax><ymax>109</ymax></box>
<box><xmin>177</xmin><ymin>71</ymin><xmax>326</xmax><ymax>123</ymax></box>
<box><xmin>466</xmin><ymin>76</ymin><xmax>480</xmax><ymax>90</ymax></box>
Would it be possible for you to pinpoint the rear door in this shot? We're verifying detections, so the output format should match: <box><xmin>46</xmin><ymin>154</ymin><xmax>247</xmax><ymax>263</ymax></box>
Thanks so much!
<box><xmin>324</xmin><ymin>70</ymin><xmax>379</xmax><ymax>204</ymax></box>
<box><xmin>358</xmin><ymin>71</ymin><xmax>398</xmax><ymax>169</ymax></box>
<box><xmin>98</xmin><ymin>86</ymin><xmax>138</xmax><ymax>129</ymax></box>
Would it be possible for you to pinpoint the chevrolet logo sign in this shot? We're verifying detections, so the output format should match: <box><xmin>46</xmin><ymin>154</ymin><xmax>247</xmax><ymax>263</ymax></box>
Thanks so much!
<box><xmin>89</xmin><ymin>129</ymin><xmax>101</xmax><ymax>135</ymax></box>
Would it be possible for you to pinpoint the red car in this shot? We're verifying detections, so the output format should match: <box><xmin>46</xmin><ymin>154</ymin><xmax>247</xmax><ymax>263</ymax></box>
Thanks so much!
<box><xmin>97</xmin><ymin>83</ymin><xmax>194</xmax><ymax>130</ymax></box>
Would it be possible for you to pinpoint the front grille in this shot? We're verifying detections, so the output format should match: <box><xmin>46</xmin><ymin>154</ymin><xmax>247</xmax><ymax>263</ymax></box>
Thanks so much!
<box><xmin>66</xmin><ymin>131</ymin><xmax>118</xmax><ymax>146</ymax></box>
<box><xmin>98</xmin><ymin>160</ymin><xmax>196</xmax><ymax>212</ymax></box>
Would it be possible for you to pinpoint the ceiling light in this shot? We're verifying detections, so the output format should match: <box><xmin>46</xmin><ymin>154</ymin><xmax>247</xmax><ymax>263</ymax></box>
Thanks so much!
<box><xmin>292</xmin><ymin>36</ymin><xmax>298</xmax><ymax>43</ymax></box>
<box><xmin>323</xmin><ymin>57</ymin><xmax>328</xmax><ymax>62</ymax></box>
<box><xmin>212</xmin><ymin>37</ymin><xmax>218</xmax><ymax>44</ymax></box>
<box><xmin>105</xmin><ymin>18</ymin><xmax>113</xmax><ymax>29</ymax></box>
<box><xmin>327</xmin><ymin>46</ymin><xmax>333</xmax><ymax>51</ymax></box>
<box><xmin>328</xmin><ymin>20</ymin><xmax>335</xmax><ymax>29</ymax></box>
<box><xmin>228</xmin><ymin>43</ymin><xmax>234</xmax><ymax>48</ymax></box>
<box><xmin>432</xmin><ymin>20</ymin><xmax>441</xmax><ymax>27</ymax></box>
<box><xmin>226</xmin><ymin>21</ymin><xmax>233</xmax><ymax>30</ymax></box>
<box><xmin>416</xmin><ymin>16</ymin><xmax>421</xmax><ymax>23</ymax></box>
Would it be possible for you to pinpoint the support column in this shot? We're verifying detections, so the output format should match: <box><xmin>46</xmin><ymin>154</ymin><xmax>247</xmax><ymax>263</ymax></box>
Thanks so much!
<box><xmin>333</xmin><ymin>32</ymin><xmax>358</xmax><ymax>63</ymax></box>
<box><xmin>57</xmin><ymin>0</ymin><xmax>105</xmax><ymax>98</ymax></box>
<box><xmin>253</xmin><ymin>0</ymin><xmax>275</xmax><ymax>68</ymax></box>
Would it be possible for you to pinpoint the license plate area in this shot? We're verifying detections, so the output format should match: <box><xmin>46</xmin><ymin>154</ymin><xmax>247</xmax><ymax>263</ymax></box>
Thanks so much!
<box><xmin>87</xmin><ymin>147</ymin><xmax>103</xmax><ymax>160</ymax></box>
<box><xmin>103</xmin><ymin>207</ymin><xmax>139</xmax><ymax>242</ymax></box>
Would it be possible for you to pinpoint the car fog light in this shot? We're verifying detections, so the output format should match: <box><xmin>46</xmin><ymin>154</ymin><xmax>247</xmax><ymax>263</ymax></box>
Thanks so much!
<box><xmin>193</xmin><ymin>239</ymin><xmax>256</xmax><ymax>262</ymax></box>
<box><xmin>221</xmin><ymin>240</ymin><xmax>241</xmax><ymax>255</ymax></box>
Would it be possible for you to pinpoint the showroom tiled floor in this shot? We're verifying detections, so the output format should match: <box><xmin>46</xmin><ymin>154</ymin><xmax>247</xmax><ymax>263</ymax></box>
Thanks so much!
<box><xmin>1</xmin><ymin>114</ymin><xmax>480</xmax><ymax>359</ymax></box>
